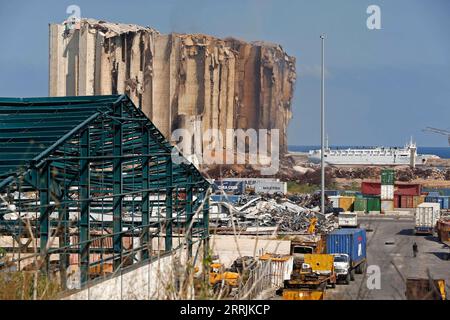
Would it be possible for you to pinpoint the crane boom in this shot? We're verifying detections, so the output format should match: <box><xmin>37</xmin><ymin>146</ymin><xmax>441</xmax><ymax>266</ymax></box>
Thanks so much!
<box><xmin>422</xmin><ymin>127</ymin><xmax>450</xmax><ymax>146</ymax></box>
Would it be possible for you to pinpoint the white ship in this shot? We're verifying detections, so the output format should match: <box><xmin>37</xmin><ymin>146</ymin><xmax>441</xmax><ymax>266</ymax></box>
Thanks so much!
<box><xmin>308</xmin><ymin>140</ymin><xmax>439</xmax><ymax>165</ymax></box>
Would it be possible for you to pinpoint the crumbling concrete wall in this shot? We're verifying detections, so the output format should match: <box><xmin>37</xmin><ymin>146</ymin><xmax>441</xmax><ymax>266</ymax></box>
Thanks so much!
<box><xmin>49</xmin><ymin>19</ymin><xmax>296</xmax><ymax>153</ymax></box>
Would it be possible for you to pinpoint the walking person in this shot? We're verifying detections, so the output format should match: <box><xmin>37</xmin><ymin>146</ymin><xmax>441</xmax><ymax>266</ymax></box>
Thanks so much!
<box><xmin>412</xmin><ymin>242</ymin><xmax>418</xmax><ymax>258</ymax></box>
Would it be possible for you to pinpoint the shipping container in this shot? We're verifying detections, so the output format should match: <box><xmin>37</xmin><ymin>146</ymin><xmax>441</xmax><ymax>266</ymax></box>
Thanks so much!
<box><xmin>395</xmin><ymin>183</ymin><xmax>422</xmax><ymax>196</ymax></box>
<box><xmin>210</xmin><ymin>195</ymin><xmax>241</xmax><ymax>204</ymax></box>
<box><xmin>415</xmin><ymin>203</ymin><xmax>441</xmax><ymax>235</ymax></box>
<box><xmin>253</xmin><ymin>181</ymin><xmax>287</xmax><ymax>194</ymax></box>
<box><xmin>394</xmin><ymin>194</ymin><xmax>400</xmax><ymax>208</ymax></box>
<box><xmin>213</xmin><ymin>180</ymin><xmax>245</xmax><ymax>194</ymax></box>
<box><xmin>426</xmin><ymin>191</ymin><xmax>441</xmax><ymax>197</ymax></box>
<box><xmin>366</xmin><ymin>196</ymin><xmax>381</xmax><ymax>212</ymax></box>
<box><xmin>413</xmin><ymin>196</ymin><xmax>422</xmax><ymax>208</ymax></box>
<box><xmin>426</xmin><ymin>196</ymin><xmax>447</xmax><ymax>209</ymax></box>
<box><xmin>440</xmin><ymin>196</ymin><xmax>450</xmax><ymax>209</ymax></box>
<box><xmin>325</xmin><ymin>190</ymin><xmax>340</xmax><ymax>197</ymax></box>
<box><xmin>354</xmin><ymin>197</ymin><xmax>367</xmax><ymax>212</ymax></box>
<box><xmin>400</xmin><ymin>195</ymin><xmax>414</xmax><ymax>208</ymax></box>
<box><xmin>361</xmin><ymin>181</ymin><xmax>421</xmax><ymax>196</ymax></box>
<box><xmin>338</xmin><ymin>196</ymin><xmax>355</xmax><ymax>211</ymax></box>
<box><xmin>381</xmin><ymin>184</ymin><xmax>394</xmax><ymax>200</ymax></box>
<box><xmin>326</xmin><ymin>228</ymin><xmax>367</xmax><ymax>267</ymax></box>
<box><xmin>361</xmin><ymin>181</ymin><xmax>380</xmax><ymax>195</ymax></box>
<box><xmin>381</xmin><ymin>200</ymin><xmax>394</xmax><ymax>213</ymax></box>
<box><xmin>381</xmin><ymin>169</ymin><xmax>395</xmax><ymax>185</ymax></box>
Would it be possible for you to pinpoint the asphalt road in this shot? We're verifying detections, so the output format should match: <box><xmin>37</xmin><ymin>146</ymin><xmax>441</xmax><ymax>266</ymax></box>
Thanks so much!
<box><xmin>325</xmin><ymin>216</ymin><xmax>450</xmax><ymax>300</ymax></box>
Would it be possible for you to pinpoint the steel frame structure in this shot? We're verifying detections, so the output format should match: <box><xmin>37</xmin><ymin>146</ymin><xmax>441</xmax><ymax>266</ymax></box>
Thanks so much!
<box><xmin>0</xmin><ymin>94</ymin><xmax>210</xmax><ymax>286</ymax></box>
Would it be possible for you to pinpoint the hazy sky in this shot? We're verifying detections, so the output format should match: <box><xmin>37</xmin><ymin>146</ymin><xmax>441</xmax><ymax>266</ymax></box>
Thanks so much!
<box><xmin>0</xmin><ymin>0</ymin><xmax>449</xmax><ymax>147</ymax></box>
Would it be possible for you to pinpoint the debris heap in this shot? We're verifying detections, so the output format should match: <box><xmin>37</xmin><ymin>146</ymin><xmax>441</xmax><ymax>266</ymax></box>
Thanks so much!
<box><xmin>215</xmin><ymin>194</ymin><xmax>337</xmax><ymax>233</ymax></box>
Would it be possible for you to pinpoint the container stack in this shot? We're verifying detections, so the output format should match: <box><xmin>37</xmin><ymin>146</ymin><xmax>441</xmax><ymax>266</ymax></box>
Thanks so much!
<box><xmin>380</xmin><ymin>169</ymin><xmax>395</xmax><ymax>213</ymax></box>
<box><xmin>425</xmin><ymin>192</ymin><xmax>450</xmax><ymax>210</ymax></box>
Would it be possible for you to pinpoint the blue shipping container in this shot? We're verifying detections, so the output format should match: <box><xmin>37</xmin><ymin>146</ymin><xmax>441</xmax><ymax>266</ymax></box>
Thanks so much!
<box><xmin>326</xmin><ymin>228</ymin><xmax>367</xmax><ymax>266</ymax></box>
<box><xmin>212</xmin><ymin>181</ymin><xmax>244</xmax><ymax>194</ymax></box>
<box><xmin>210</xmin><ymin>195</ymin><xmax>241</xmax><ymax>204</ymax></box>
<box><xmin>440</xmin><ymin>196</ymin><xmax>449</xmax><ymax>209</ymax></box>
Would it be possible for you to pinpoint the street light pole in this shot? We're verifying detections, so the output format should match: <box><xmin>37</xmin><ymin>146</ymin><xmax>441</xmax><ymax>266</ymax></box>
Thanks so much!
<box><xmin>320</xmin><ymin>33</ymin><xmax>326</xmax><ymax>215</ymax></box>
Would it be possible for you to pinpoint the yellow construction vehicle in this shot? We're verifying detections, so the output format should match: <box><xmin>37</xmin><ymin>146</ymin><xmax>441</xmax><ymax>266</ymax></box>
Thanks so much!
<box><xmin>282</xmin><ymin>254</ymin><xmax>336</xmax><ymax>300</ymax></box>
<box><xmin>209</xmin><ymin>263</ymin><xmax>240</xmax><ymax>295</ymax></box>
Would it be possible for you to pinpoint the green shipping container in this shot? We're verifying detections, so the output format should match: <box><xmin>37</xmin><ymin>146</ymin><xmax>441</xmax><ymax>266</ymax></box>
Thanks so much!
<box><xmin>381</xmin><ymin>169</ymin><xmax>395</xmax><ymax>185</ymax></box>
<box><xmin>354</xmin><ymin>197</ymin><xmax>368</xmax><ymax>212</ymax></box>
<box><xmin>367</xmin><ymin>196</ymin><xmax>381</xmax><ymax>212</ymax></box>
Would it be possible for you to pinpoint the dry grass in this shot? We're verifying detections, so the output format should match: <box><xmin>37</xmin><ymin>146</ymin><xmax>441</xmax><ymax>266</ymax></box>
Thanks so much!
<box><xmin>0</xmin><ymin>271</ymin><xmax>61</xmax><ymax>300</ymax></box>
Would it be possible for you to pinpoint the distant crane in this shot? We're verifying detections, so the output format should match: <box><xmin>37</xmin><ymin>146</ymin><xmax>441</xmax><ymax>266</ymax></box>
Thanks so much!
<box><xmin>422</xmin><ymin>127</ymin><xmax>450</xmax><ymax>146</ymax></box>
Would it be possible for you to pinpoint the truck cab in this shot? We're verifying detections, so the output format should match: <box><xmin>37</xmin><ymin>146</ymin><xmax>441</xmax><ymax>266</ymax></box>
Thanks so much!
<box><xmin>290</xmin><ymin>234</ymin><xmax>325</xmax><ymax>262</ymax></box>
<box><xmin>332</xmin><ymin>253</ymin><xmax>352</xmax><ymax>284</ymax></box>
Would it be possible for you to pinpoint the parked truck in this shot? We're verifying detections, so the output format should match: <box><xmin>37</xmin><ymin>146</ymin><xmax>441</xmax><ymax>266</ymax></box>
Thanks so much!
<box><xmin>326</xmin><ymin>228</ymin><xmax>367</xmax><ymax>284</ymax></box>
<box><xmin>415</xmin><ymin>202</ymin><xmax>441</xmax><ymax>235</ymax></box>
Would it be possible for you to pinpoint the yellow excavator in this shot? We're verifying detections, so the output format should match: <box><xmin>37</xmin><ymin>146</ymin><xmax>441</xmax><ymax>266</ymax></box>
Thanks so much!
<box><xmin>209</xmin><ymin>263</ymin><xmax>240</xmax><ymax>296</ymax></box>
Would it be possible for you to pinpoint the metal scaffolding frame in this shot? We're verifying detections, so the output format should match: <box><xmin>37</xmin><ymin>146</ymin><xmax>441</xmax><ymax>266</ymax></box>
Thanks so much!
<box><xmin>0</xmin><ymin>94</ymin><xmax>210</xmax><ymax>286</ymax></box>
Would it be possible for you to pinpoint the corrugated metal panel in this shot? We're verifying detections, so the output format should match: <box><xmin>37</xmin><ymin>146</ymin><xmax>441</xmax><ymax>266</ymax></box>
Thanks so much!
<box><xmin>354</xmin><ymin>198</ymin><xmax>367</xmax><ymax>212</ymax></box>
<box><xmin>361</xmin><ymin>182</ymin><xmax>380</xmax><ymax>195</ymax></box>
<box><xmin>381</xmin><ymin>169</ymin><xmax>395</xmax><ymax>185</ymax></box>
<box><xmin>400</xmin><ymin>195</ymin><xmax>414</xmax><ymax>208</ymax></box>
<box><xmin>441</xmin><ymin>196</ymin><xmax>449</xmax><ymax>209</ymax></box>
<box><xmin>412</xmin><ymin>195</ymin><xmax>424</xmax><ymax>208</ymax></box>
<box><xmin>394</xmin><ymin>194</ymin><xmax>400</xmax><ymax>208</ymax></box>
<box><xmin>325</xmin><ymin>190</ymin><xmax>340</xmax><ymax>197</ymax></box>
<box><xmin>381</xmin><ymin>185</ymin><xmax>394</xmax><ymax>200</ymax></box>
<box><xmin>362</xmin><ymin>181</ymin><xmax>421</xmax><ymax>196</ymax></box>
<box><xmin>367</xmin><ymin>196</ymin><xmax>381</xmax><ymax>212</ymax></box>
<box><xmin>395</xmin><ymin>184</ymin><xmax>422</xmax><ymax>196</ymax></box>
<box><xmin>326</xmin><ymin>228</ymin><xmax>366</xmax><ymax>265</ymax></box>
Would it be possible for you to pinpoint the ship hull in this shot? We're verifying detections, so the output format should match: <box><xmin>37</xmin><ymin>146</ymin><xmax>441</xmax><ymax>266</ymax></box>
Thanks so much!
<box><xmin>308</xmin><ymin>154</ymin><xmax>412</xmax><ymax>165</ymax></box>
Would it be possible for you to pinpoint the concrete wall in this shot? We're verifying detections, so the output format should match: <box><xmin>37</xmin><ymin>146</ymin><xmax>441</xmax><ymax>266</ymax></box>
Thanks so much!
<box><xmin>210</xmin><ymin>235</ymin><xmax>290</xmax><ymax>267</ymax></box>
<box><xmin>63</xmin><ymin>251</ymin><xmax>194</xmax><ymax>300</ymax></box>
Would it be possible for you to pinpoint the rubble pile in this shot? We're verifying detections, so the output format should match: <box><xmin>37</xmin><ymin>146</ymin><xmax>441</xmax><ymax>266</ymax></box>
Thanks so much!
<box><xmin>204</xmin><ymin>161</ymin><xmax>450</xmax><ymax>186</ymax></box>
<box><xmin>221</xmin><ymin>194</ymin><xmax>337</xmax><ymax>233</ymax></box>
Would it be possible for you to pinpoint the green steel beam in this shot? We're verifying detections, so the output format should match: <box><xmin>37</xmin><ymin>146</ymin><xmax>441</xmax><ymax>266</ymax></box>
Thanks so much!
<box><xmin>165</xmin><ymin>155</ymin><xmax>173</xmax><ymax>252</ymax></box>
<box><xmin>112</xmin><ymin>100</ymin><xmax>123</xmax><ymax>271</ymax></box>
<box><xmin>141</xmin><ymin>127</ymin><xmax>150</xmax><ymax>261</ymax></box>
<box><xmin>38</xmin><ymin>164</ymin><xmax>50</xmax><ymax>273</ymax></box>
<box><xmin>33</xmin><ymin>112</ymin><xmax>100</xmax><ymax>166</ymax></box>
<box><xmin>203</xmin><ymin>190</ymin><xmax>210</xmax><ymax>260</ymax></box>
<box><xmin>80</xmin><ymin>128</ymin><xmax>90</xmax><ymax>284</ymax></box>
<box><xmin>186</xmin><ymin>171</ymin><xmax>193</xmax><ymax>257</ymax></box>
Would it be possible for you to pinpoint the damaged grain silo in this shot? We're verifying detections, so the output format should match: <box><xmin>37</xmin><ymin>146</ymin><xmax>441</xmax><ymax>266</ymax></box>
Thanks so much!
<box><xmin>49</xmin><ymin>19</ymin><xmax>296</xmax><ymax>154</ymax></box>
